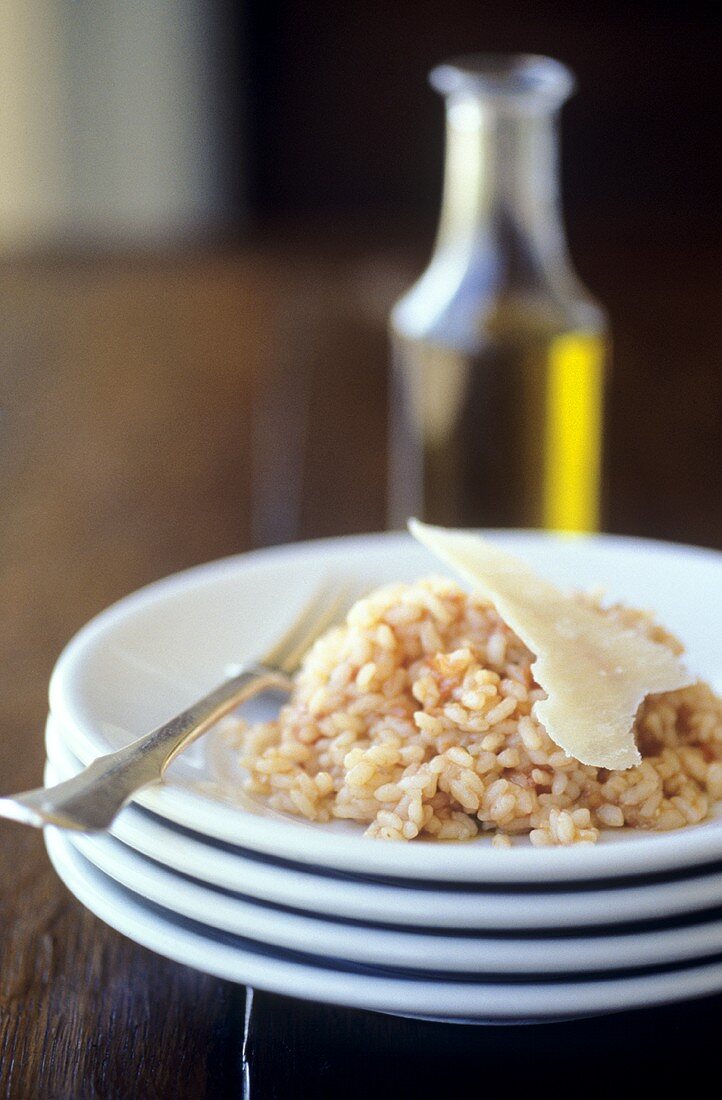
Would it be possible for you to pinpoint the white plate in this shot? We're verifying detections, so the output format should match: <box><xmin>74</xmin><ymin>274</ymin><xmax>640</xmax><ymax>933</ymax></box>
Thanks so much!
<box><xmin>45</xmin><ymin>827</ymin><xmax>722</xmax><ymax>1021</ymax></box>
<box><xmin>46</xmin><ymin>715</ymin><xmax>722</xmax><ymax>931</ymax></box>
<box><xmin>48</xmin><ymin>532</ymin><xmax>722</xmax><ymax>883</ymax></box>
<box><xmin>50</xmin><ymin>776</ymin><xmax>722</xmax><ymax>976</ymax></box>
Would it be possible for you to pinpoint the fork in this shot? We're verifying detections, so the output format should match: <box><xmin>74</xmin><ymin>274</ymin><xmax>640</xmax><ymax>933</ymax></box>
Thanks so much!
<box><xmin>0</xmin><ymin>580</ymin><xmax>352</xmax><ymax>833</ymax></box>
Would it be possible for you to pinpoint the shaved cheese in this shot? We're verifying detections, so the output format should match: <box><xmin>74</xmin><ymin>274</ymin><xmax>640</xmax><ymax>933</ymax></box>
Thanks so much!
<box><xmin>409</xmin><ymin>520</ymin><xmax>693</xmax><ymax>770</ymax></box>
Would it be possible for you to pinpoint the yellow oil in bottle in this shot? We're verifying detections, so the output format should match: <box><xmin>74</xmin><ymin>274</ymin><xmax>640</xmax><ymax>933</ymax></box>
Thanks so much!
<box><xmin>389</xmin><ymin>324</ymin><xmax>607</xmax><ymax>532</ymax></box>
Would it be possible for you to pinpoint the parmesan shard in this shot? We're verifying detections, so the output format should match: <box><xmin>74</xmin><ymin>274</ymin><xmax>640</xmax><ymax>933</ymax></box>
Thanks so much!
<box><xmin>409</xmin><ymin>520</ymin><xmax>694</xmax><ymax>770</ymax></box>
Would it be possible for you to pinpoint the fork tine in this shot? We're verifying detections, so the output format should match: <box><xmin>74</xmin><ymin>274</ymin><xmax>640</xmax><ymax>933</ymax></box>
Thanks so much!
<box><xmin>274</xmin><ymin>582</ymin><xmax>355</xmax><ymax>674</ymax></box>
<box><xmin>259</xmin><ymin>578</ymin><xmax>337</xmax><ymax>667</ymax></box>
<box><xmin>261</xmin><ymin>578</ymin><xmax>355</xmax><ymax>674</ymax></box>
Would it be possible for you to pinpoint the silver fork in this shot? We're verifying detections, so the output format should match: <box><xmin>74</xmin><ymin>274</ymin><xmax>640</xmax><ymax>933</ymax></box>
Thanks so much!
<box><xmin>0</xmin><ymin>580</ymin><xmax>353</xmax><ymax>833</ymax></box>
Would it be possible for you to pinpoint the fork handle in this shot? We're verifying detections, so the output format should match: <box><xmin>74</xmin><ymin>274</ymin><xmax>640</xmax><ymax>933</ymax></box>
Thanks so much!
<box><xmin>2</xmin><ymin>663</ymin><xmax>291</xmax><ymax>832</ymax></box>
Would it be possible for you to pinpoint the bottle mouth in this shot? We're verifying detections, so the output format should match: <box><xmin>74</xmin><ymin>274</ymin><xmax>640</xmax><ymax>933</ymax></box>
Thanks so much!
<box><xmin>430</xmin><ymin>54</ymin><xmax>575</xmax><ymax>107</ymax></box>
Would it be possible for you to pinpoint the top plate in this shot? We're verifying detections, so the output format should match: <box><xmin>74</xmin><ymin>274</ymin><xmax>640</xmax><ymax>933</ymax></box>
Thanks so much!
<box><xmin>49</xmin><ymin>531</ymin><xmax>722</xmax><ymax>883</ymax></box>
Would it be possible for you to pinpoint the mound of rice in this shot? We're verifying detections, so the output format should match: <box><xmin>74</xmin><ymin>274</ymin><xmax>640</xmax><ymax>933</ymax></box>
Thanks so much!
<box><xmin>232</xmin><ymin>578</ymin><xmax>722</xmax><ymax>846</ymax></box>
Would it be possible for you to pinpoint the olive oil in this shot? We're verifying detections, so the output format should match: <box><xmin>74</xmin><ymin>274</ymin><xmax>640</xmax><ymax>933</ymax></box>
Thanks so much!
<box><xmin>390</xmin><ymin>327</ymin><xmax>607</xmax><ymax>531</ymax></box>
<box><xmin>389</xmin><ymin>56</ymin><xmax>610</xmax><ymax>532</ymax></box>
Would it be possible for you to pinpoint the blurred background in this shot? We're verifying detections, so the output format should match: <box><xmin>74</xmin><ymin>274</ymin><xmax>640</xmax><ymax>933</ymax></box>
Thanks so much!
<box><xmin>1</xmin><ymin>1</ymin><xmax>720</xmax><ymax>774</ymax></box>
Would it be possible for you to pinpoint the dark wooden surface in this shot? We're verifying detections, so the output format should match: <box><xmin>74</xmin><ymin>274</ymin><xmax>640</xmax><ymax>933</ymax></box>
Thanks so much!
<box><xmin>243</xmin><ymin>987</ymin><xmax>722</xmax><ymax>1098</ymax></box>
<box><xmin>0</xmin><ymin>224</ymin><xmax>720</xmax><ymax>1098</ymax></box>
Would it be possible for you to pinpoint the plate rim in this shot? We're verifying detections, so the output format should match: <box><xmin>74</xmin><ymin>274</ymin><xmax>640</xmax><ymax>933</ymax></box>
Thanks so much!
<box><xmin>45</xmin><ymin>826</ymin><xmax>722</xmax><ymax>1020</ymax></box>
<box><xmin>58</xmin><ymin>798</ymin><xmax>722</xmax><ymax>976</ymax></box>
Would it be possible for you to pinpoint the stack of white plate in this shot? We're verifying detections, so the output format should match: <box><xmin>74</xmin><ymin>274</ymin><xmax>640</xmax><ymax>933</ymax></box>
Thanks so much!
<box><xmin>44</xmin><ymin>532</ymin><xmax>722</xmax><ymax>1023</ymax></box>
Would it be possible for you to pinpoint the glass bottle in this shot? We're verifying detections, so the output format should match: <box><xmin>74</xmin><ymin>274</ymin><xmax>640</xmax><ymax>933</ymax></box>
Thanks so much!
<box><xmin>389</xmin><ymin>55</ymin><xmax>609</xmax><ymax>531</ymax></box>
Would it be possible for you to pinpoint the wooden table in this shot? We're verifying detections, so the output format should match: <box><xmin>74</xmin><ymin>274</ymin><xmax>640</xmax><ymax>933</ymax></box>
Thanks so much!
<box><xmin>1</xmin><ymin>226</ymin><xmax>720</xmax><ymax>1097</ymax></box>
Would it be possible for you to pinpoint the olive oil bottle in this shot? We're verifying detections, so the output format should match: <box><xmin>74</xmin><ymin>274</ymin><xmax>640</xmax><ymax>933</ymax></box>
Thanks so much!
<box><xmin>389</xmin><ymin>56</ymin><xmax>609</xmax><ymax>532</ymax></box>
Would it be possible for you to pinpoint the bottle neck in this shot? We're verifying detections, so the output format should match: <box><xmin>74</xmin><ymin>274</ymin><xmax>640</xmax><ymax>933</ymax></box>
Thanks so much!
<box><xmin>435</xmin><ymin>97</ymin><xmax>569</xmax><ymax>278</ymax></box>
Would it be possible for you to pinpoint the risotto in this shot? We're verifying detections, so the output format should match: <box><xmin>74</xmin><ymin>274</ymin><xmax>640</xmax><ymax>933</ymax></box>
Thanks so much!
<box><xmin>232</xmin><ymin>578</ymin><xmax>722</xmax><ymax>846</ymax></box>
